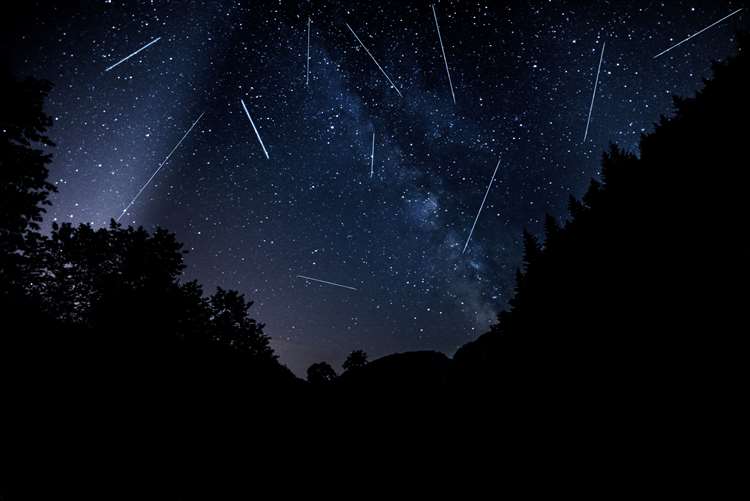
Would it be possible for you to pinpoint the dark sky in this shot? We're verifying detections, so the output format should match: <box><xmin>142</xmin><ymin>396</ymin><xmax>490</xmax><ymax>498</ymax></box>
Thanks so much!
<box><xmin>3</xmin><ymin>0</ymin><xmax>745</xmax><ymax>375</ymax></box>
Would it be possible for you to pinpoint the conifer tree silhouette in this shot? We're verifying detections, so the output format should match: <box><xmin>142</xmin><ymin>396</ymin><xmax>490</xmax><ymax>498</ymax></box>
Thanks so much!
<box><xmin>453</xmin><ymin>34</ymin><xmax>750</xmax><ymax>419</ymax></box>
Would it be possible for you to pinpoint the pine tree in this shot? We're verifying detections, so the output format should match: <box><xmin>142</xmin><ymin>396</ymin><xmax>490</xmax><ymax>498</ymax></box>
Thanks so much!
<box><xmin>521</xmin><ymin>229</ymin><xmax>541</xmax><ymax>271</ymax></box>
<box><xmin>568</xmin><ymin>195</ymin><xmax>586</xmax><ymax>221</ymax></box>
<box><xmin>543</xmin><ymin>213</ymin><xmax>561</xmax><ymax>248</ymax></box>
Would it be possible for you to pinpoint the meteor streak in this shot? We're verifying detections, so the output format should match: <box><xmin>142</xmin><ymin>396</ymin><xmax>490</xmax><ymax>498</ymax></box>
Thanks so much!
<box><xmin>116</xmin><ymin>111</ymin><xmax>205</xmax><ymax>222</ymax></box>
<box><xmin>583</xmin><ymin>41</ymin><xmax>605</xmax><ymax>143</ymax></box>
<box><xmin>345</xmin><ymin>23</ymin><xmax>402</xmax><ymax>97</ymax></box>
<box><xmin>297</xmin><ymin>275</ymin><xmax>358</xmax><ymax>291</ymax></box>
<box><xmin>306</xmin><ymin>17</ymin><xmax>311</xmax><ymax>86</ymax></box>
<box><xmin>370</xmin><ymin>130</ymin><xmax>375</xmax><ymax>178</ymax></box>
<box><xmin>654</xmin><ymin>8</ymin><xmax>744</xmax><ymax>59</ymax></box>
<box><xmin>462</xmin><ymin>158</ymin><xmax>501</xmax><ymax>255</ymax></box>
<box><xmin>241</xmin><ymin>98</ymin><xmax>270</xmax><ymax>159</ymax></box>
<box><xmin>431</xmin><ymin>5</ymin><xmax>456</xmax><ymax>104</ymax></box>
<box><xmin>105</xmin><ymin>37</ymin><xmax>161</xmax><ymax>72</ymax></box>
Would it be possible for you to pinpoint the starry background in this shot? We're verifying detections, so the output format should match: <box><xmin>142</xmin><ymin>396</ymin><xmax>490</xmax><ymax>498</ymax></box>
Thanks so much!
<box><xmin>2</xmin><ymin>0</ymin><xmax>745</xmax><ymax>375</ymax></box>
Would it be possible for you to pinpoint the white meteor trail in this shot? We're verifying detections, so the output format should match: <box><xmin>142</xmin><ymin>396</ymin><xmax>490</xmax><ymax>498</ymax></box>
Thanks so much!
<box><xmin>116</xmin><ymin>111</ymin><xmax>205</xmax><ymax>222</ymax></box>
<box><xmin>345</xmin><ymin>23</ymin><xmax>402</xmax><ymax>97</ymax></box>
<box><xmin>306</xmin><ymin>17</ymin><xmax>311</xmax><ymax>86</ymax></box>
<box><xmin>105</xmin><ymin>37</ymin><xmax>161</xmax><ymax>72</ymax></box>
<box><xmin>297</xmin><ymin>275</ymin><xmax>358</xmax><ymax>291</ymax></box>
<box><xmin>583</xmin><ymin>41</ymin><xmax>606</xmax><ymax>143</ymax></box>
<box><xmin>462</xmin><ymin>157</ymin><xmax>501</xmax><ymax>255</ymax></box>
<box><xmin>654</xmin><ymin>8</ymin><xmax>744</xmax><ymax>59</ymax></box>
<box><xmin>370</xmin><ymin>130</ymin><xmax>375</xmax><ymax>178</ymax></box>
<box><xmin>240</xmin><ymin>98</ymin><xmax>270</xmax><ymax>159</ymax></box>
<box><xmin>431</xmin><ymin>4</ymin><xmax>456</xmax><ymax>105</ymax></box>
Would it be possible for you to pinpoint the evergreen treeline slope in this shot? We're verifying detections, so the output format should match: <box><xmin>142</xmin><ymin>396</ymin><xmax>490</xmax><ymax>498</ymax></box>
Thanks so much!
<box><xmin>452</xmin><ymin>35</ymin><xmax>748</xmax><ymax>404</ymax></box>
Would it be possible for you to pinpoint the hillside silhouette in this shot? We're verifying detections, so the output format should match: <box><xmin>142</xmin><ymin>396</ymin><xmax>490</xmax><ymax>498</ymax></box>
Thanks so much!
<box><xmin>451</xmin><ymin>34</ymin><xmax>749</xmax><ymax>416</ymax></box>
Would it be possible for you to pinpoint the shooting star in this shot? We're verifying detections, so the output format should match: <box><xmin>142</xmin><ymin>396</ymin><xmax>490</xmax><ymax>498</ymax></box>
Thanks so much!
<box><xmin>297</xmin><ymin>275</ymin><xmax>358</xmax><ymax>291</ymax></box>
<box><xmin>345</xmin><ymin>23</ymin><xmax>402</xmax><ymax>97</ymax></box>
<box><xmin>241</xmin><ymin>98</ymin><xmax>270</xmax><ymax>159</ymax></box>
<box><xmin>370</xmin><ymin>130</ymin><xmax>375</xmax><ymax>178</ymax></box>
<box><xmin>654</xmin><ymin>8</ymin><xmax>744</xmax><ymax>59</ymax></box>
<box><xmin>462</xmin><ymin>157</ymin><xmax>501</xmax><ymax>255</ymax></box>
<box><xmin>306</xmin><ymin>17</ymin><xmax>311</xmax><ymax>86</ymax></box>
<box><xmin>431</xmin><ymin>5</ymin><xmax>456</xmax><ymax>104</ymax></box>
<box><xmin>116</xmin><ymin>111</ymin><xmax>205</xmax><ymax>222</ymax></box>
<box><xmin>583</xmin><ymin>41</ymin><xmax>606</xmax><ymax>143</ymax></box>
<box><xmin>105</xmin><ymin>37</ymin><xmax>161</xmax><ymax>73</ymax></box>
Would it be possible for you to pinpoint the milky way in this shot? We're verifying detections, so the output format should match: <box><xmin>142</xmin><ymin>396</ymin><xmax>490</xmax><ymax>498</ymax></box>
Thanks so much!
<box><xmin>3</xmin><ymin>1</ymin><xmax>745</xmax><ymax>374</ymax></box>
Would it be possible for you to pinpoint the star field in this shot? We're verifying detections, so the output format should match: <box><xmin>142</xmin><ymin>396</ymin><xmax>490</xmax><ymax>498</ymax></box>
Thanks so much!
<box><xmin>4</xmin><ymin>0</ymin><xmax>745</xmax><ymax>374</ymax></box>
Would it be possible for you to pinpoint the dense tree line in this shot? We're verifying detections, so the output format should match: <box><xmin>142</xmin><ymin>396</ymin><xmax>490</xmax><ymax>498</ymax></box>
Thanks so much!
<box><xmin>453</xmin><ymin>34</ymin><xmax>748</xmax><ymax>415</ymax></box>
<box><xmin>0</xmin><ymin>65</ymin><xmax>297</xmax><ymax>405</ymax></box>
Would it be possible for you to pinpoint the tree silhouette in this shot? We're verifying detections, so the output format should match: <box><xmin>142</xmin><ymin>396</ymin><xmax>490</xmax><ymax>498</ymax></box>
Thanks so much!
<box><xmin>307</xmin><ymin>362</ymin><xmax>337</xmax><ymax>385</ymax></box>
<box><xmin>0</xmin><ymin>66</ymin><xmax>296</xmax><ymax>407</ymax></box>
<box><xmin>543</xmin><ymin>213</ymin><xmax>561</xmax><ymax>247</ymax></box>
<box><xmin>342</xmin><ymin>350</ymin><xmax>369</xmax><ymax>372</ymax></box>
<box><xmin>0</xmin><ymin>69</ymin><xmax>56</xmax><ymax>300</ymax></box>
<box><xmin>521</xmin><ymin>228</ymin><xmax>541</xmax><ymax>270</ymax></box>
<box><xmin>23</xmin><ymin>221</ymin><xmax>187</xmax><ymax>327</ymax></box>
<box><xmin>208</xmin><ymin>287</ymin><xmax>275</xmax><ymax>360</ymax></box>
<box><xmin>453</xmin><ymin>33</ymin><xmax>750</xmax><ymax>416</ymax></box>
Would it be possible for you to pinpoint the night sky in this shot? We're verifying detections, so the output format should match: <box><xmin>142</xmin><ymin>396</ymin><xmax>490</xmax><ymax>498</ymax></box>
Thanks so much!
<box><xmin>3</xmin><ymin>1</ymin><xmax>745</xmax><ymax>375</ymax></box>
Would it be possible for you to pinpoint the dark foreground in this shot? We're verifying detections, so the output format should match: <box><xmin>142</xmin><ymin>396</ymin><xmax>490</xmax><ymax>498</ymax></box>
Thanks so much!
<box><xmin>2</xmin><ymin>31</ymin><xmax>747</xmax><ymax>497</ymax></box>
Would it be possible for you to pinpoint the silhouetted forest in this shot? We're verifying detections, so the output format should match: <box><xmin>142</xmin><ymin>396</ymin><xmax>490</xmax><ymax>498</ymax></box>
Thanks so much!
<box><xmin>452</xmin><ymin>34</ymin><xmax>748</xmax><ymax>409</ymax></box>
<box><xmin>2</xmin><ymin>34</ymin><xmax>747</xmax><ymax>486</ymax></box>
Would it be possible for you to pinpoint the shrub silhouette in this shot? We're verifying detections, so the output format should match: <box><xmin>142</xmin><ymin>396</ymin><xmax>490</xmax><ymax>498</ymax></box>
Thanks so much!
<box><xmin>342</xmin><ymin>349</ymin><xmax>369</xmax><ymax>372</ymax></box>
<box><xmin>307</xmin><ymin>362</ymin><xmax>338</xmax><ymax>385</ymax></box>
